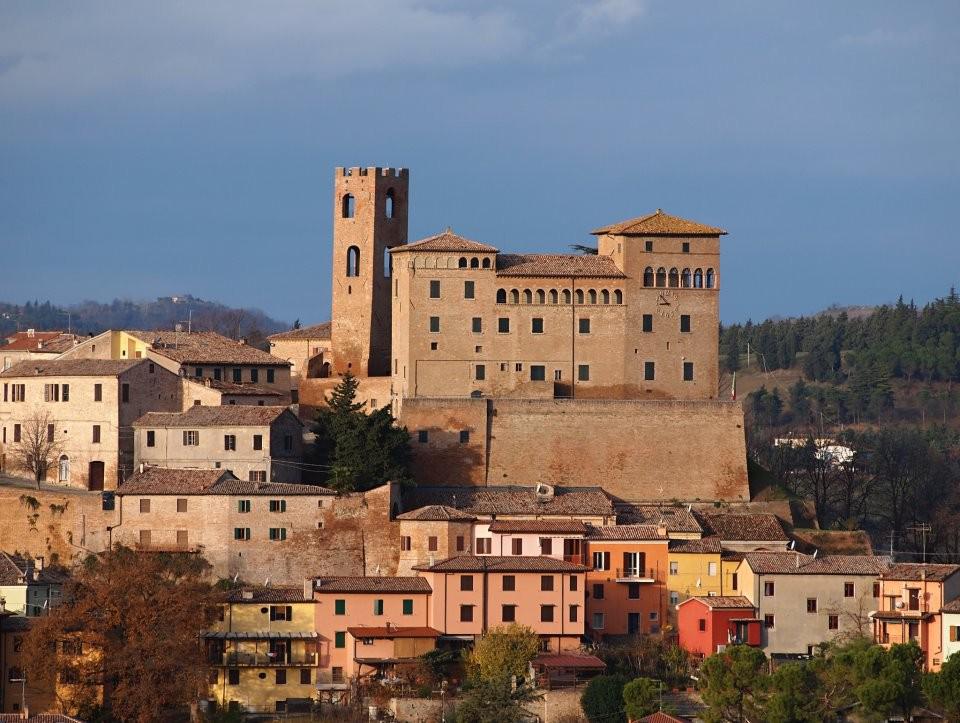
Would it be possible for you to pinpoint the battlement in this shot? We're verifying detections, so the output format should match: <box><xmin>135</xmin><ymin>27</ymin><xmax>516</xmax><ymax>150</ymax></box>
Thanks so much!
<box><xmin>336</xmin><ymin>166</ymin><xmax>409</xmax><ymax>179</ymax></box>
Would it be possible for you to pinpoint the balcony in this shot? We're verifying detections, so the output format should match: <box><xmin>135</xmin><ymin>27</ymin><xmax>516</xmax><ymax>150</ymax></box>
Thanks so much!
<box><xmin>215</xmin><ymin>651</ymin><xmax>318</xmax><ymax>667</ymax></box>
<box><xmin>614</xmin><ymin>567</ymin><xmax>657</xmax><ymax>583</ymax></box>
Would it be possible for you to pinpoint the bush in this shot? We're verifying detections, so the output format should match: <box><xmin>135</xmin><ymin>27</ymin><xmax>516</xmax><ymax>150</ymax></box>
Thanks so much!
<box><xmin>581</xmin><ymin>674</ymin><xmax>627</xmax><ymax>723</ymax></box>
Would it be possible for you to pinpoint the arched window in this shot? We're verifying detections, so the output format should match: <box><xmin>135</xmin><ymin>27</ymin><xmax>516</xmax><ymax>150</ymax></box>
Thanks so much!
<box><xmin>482</xmin><ymin>257</ymin><xmax>491</xmax><ymax>269</ymax></box>
<box><xmin>496</xmin><ymin>289</ymin><xmax>507</xmax><ymax>304</ymax></box>
<box><xmin>681</xmin><ymin>268</ymin><xmax>692</xmax><ymax>288</ymax></box>
<box><xmin>385</xmin><ymin>189</ymin><xmax>395</xmax><ymax>219</ymax></box>
<box><xmin>383</xmin><ymin>248</ymin><xmax>391</xmax><ymax>278</ymax></box>
<box><xmin>614</xmin><ymin>289</ymin><xmax>623</xmax><ymax>304</ymax></box>
<box><xmin>656</xmin><ymin>267</ymin><xmax>667</xmax><ymax>287</ymax></box>
<box><xmin>510</xmin><ymin>289</ymin><xmax>520</xmax><ymax>304</ymax></box>
<box><xmin>458</xmin><ymin>257</ymin><xmax>468</xmax><ymax>268</ymax></box>
<box><xmin>668</xmin><ymin>268</ymin><xmax>679</xmax><ymax>288</ymax></box>
<box><xmin>536</xmin><ymin>289</ymin><xmax>545</xmax><ymax>304</ymax></box>
<box><xmin>575</xmin><ymin>289</ymin><xmax>584</xmax><ymax>305</ymax></box>
<box><xmin>523</xmin><ymin>289</ymin><xmax>533</xmax><ymax>304</ymax></box>
<box><xmin>643</xmin><ymin>267</ymin><xmax>654</xmax><ymax>287</ymax></box>
<box><xmin>470</xmin><ymin>257</ymin><xmax>479</xmax><ymax>268</ymax></box>
<box><xmin>58</xmin><ymin>455</ymin><xmax>70</xmax><ymax>483</ymax></box>
<box><xmin>346</xmin><ymin>246</ymin><xmax>360</xmax><ymax>277</ymax></box>
<box><xmin>562</xmin><ymin>289</ymin><xmax>571</xmax><ymax>304</ymax></box>
<box><xmin>694</xmin><ymin>268</ymin><xmax>704</xmax><ymax>288</ymax></box>
<box><xmin>601</xmin><ymin>290</ymin><xmax>610</xmax><ymax>304</ymax></box>
<box><xmin>706</xmin><ymin>268</ymin><xmax>716</xmax><ymax>288</ymax></box>
<box><xmin>549</xmin><ymin>289</ymin><xmax>559</xmax><ymax>304</ymax></box>
<box><xmin>342</xmin><ymin>194</ymin><xmax>355</xmax><ymax>219</ymax></box>
<box><xmin>587</xmin><ymin>289</ymin><xmax>596</xmax><ymax>304</ymax></box>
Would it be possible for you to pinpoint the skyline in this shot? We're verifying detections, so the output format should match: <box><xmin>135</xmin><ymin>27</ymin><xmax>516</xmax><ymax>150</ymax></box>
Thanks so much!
<box><xmin>2</xmin><ymin>0</ymin><xmax>959</xmax><ymax>326</ymax></box>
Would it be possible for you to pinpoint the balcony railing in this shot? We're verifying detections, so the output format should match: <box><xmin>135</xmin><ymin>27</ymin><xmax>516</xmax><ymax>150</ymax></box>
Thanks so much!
<box><xmin>615</xmin><ymin>567</ymin><xmax>657</xmax><ymax>583</ymax></box>
<box><xmin>215</xmin><ymin>652</ymin><xmax>318</xmax><ymax>667</ymax></box>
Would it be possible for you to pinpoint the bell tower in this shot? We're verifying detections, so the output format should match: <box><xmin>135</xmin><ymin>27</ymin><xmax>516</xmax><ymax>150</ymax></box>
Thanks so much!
<box><xmin>331</xmin><ymin>166</ymin><xmax>409</xmax><ymax>377</ymax></box>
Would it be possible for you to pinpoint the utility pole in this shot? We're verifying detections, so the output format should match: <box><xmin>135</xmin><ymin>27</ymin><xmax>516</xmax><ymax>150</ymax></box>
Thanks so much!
<box><xmin>909</xmin><ymin>523</ymin><xmax>932</xmax><ymax>564</ymax></box>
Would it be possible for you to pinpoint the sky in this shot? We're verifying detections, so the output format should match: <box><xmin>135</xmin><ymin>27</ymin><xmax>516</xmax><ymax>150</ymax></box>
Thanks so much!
<box><xmin>1</xmin><ymin>0</ymin><xmax>959</xmax><ymax>326</ymax></box>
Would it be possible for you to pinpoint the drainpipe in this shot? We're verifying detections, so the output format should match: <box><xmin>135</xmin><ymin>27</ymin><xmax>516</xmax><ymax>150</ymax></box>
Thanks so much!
<box><xmin>570</xmin><ymin>277</ymin><xmax>576</xmax><ymax>399</ymax></box>
<box><xmin>106</xmin><ymin>493</ymin><xmax>124</xmax><ymax>550</ymax></box>
<box><xmin>482</xmin><ymin>558</ymin><xmax>489</xmax><ymax>635</ymax></box>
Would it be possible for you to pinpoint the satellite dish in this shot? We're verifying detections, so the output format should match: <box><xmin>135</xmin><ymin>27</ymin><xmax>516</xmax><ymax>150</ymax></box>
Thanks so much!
<box><xmin>895</xmin><ymin>600</ymin><xmax>904</xmax><ymax>609</ymax></box>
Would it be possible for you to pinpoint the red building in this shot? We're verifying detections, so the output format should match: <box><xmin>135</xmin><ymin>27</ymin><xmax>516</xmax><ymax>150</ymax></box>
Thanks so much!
<box><xmin>676</xmin><ymin>596</ymin><xmax>760</xmax><ymax>657</ymax></box>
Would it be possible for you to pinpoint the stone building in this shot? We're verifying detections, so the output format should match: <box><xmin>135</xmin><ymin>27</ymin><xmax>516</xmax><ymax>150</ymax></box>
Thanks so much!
<box><xmin>267</xmin><ymin>323</ymin><xmax>333</xmax><ymax>394</ymax></box>
<box><xmin>0</xmin><ymin>359</ymin><xmax>182</xmax><ymax>489</ymax></box>
<box><xmin>133</xmin><ymin>405</ymin><xmax>304</xmax><ymax>483</ymax></box>
<box><xmin>180</xmin><ymin>376</ymin><xmax>285</xmax><ymax>410</ymax></box>
<box><xmin>1</xmin><ymin>330</ymin><xmax>80</xmax><ymax>371</ymax></box>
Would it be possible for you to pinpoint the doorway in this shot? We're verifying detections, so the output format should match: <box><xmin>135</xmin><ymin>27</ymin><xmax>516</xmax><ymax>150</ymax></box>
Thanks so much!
<box><xmin>627</xmin><ymin>613</ymin><xmax>641</xmax><ymax>635</ymax></box>
<box><xmin>88</xmin><ymin>461</ymin><xmax>105</xmax><ymax>491</ymax></box>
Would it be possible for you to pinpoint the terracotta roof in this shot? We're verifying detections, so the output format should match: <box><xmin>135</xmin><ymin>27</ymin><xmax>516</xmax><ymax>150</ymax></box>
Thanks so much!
<box><xmin>402</xmin><ymin>486</ymin><xmax>614</xmax><ymax>518</ymax></box>
<box><xmin>591</xmin><ymin>209</ymin><xmax>726</xmax><ymax>236</ymax></box>
<box><xmin>496</xmin><ymin>253</ymin><xmax>626</xmax><ymax>278</ymax></box>
<box><xmin>117</xmin><ymin>468</ymin><xmax>333</xmax><ymax>496</ymax></box>
<box><xmin>0</xmin><ymin>358</ymin><xmax>141</xmax><ymax>378</ymax></box>
<box><xmin>268</xmin><ymin>322</ymin><xmax>332</xmax><ymax>341</ymax></box>
<box><xmin>0</xmin><ymin>552</ymin><xmax>67</xmax><ymax>586</ymax></box>
<box><xmin>534</xmin><ymin>653</ymin><xmax>606</xmax><ymax>669</ymax></box>
<box><xmin>2</xmin><ymin>331</ymin><xmax>79</xmax><ymax>353</ymax></box>
<box><xmin>0</xmin><ymin>715</ymin><xmax>85</xmax><ymax>723</ymax></box>
<box><xmin>126</xmin><ymin>330</ymin><xmax>290</xmax><ymax>366</ymax></box>
<box><xmin>586</xmin><ymin>524</ymin><xmax>666</xmax><ymax>541</ymax></box>
<box><xmin>134</xmin><ymin>405</ymin><xmax>298</xmax><ymax>428</ymax></box>
<box><xmin>942</xmin><ymin>599</ymin><xmax>960</xmax><ymax>613</ymax></box>
<box><xmin>416</xmin><ymin>555</ymin><xmax>587</xmax><ymax>573</ymax></box>
<box><xmin>616</xmin><ymin>505</ymin><xmax>703</xmax><ymax>534</ymax></box>
<box><xmin>391</xmin><ymin>229</ymin><xmax>499</xmax><ymax>254</ymax></box>
<box><xmin>677</xmin><ymin>595</ymin><xmax>755</xmax><ymax>610</ymax></box>
<box><xmin>637</xmin><ymin>712</ymin><xmax>687</xmax><ymax>723</ymax></box>
<box><xmin>488</xmin><ymin>520</ymin><xmax>587</xmax><ymax>534</ymax></box>
<box><xmin>882</xmin><ymin>563</ymin><xmax>960</xmax><ymax>582</ymax></box>
<box><xmin>396</xmin><ymin>505</ymin><xmax>477</xmax><ymax>522</ymax></box>
<box><xmin>184</xmin><ymin>377</ymin><xmax>284</xmax><ymax>397</ymax></box>
<box><xmin>347</xmin><ymin>626</ymin><xmax>441</xmax><ymax>639</ymax></box>
<box><xmin>698</xmin><ymin>512</ymin><xmax>789</xmax><ymax>542</ymax></box>
<box><xmin>220</xmin><ymin>587</ymin><xmax>311</xmax><ymax>603</ymax></box>
<box><xmin>669</xmin><ymin>537</ymin><xmax>722</xmax><ymax>554</ymax></box>
<box><xmin>743</xmin><ymin>552</ymin><xmax>889</xmax><ymax>576</ymax></box>
<box><xmin>313</xmin><ymin>577</ymin><xmax>433</xmax><ymax>594</ymax></box>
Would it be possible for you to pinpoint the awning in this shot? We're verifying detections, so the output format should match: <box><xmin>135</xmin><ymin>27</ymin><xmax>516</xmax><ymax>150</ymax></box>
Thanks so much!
<box><xmin>534</xmin><ymin>653</ymin><xmax>606</xmax><ymax>670</ymax></box>
<box><xmin>202</xmin><ymin>631</ymin><xmax>319</xmax><ymax>640</ymax></box>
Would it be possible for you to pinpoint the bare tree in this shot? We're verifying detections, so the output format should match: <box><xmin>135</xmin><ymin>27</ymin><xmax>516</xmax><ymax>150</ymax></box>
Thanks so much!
<box><xmin>11</xmin><ymin>410</ymin><xmax>64</xmax><ymax>489</ymax></box>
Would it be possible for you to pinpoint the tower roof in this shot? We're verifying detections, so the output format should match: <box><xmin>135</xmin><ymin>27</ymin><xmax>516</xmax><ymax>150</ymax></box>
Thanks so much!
<box><xmin>591</xmin><ymin>209</ymin><xmax>726</xmax><ymax>236</ymax></box>
<box><xmin>391</xmin><ymin>229</ymin><xmax>499</xmax><ymax>253</ymax></box>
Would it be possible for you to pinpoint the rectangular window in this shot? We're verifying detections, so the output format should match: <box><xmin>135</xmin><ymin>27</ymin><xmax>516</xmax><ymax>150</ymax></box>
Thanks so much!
<box><xmin>502</xmin><ymin>604</ymin><xmax>516</xmax><ymax>622</ymax></box>
<box><xmin>502</xmin><ymin>575</ymin><xmax>516</xmax><ymax>592</ymax></box>
<box><xmin>335</xmin><ymin>599</ymin><xmax>346</xmax><ymax>615</ymax></box>
<box><xmin>698</xmin><ymin>618</ymin><xmax>707</xmax><ymax>632</ymax></box>
<box><xmin>402</xmin><ymin>599</ymin><xmax>414</xmax><ymax>615</ymax></box>
<box><xmin>532</xmin><ymin>318</ymin><xmax>544</xmax><ymax>334</ymax></box>
<box><xmin>177</xmin><ymin>498</ymin><xmax>187</xmax><ymax>513</ymax></box>
<box><xmin>232</xmin><ymin>368</ymin><xmax>242</xmax><ymax>383</ymax></box>
<box><xmin>250</xmin><ymin>368</ymin><xmax>259</xmax><ymax>383</ymax></box>
<box><xmin>472</xmin><ymin>317</ymin><xmax>482</xmax><ymax>333</ymax></box>
<box><xmin>541</xmin><ymin>575</ymin><xmax>554</xmax><ymax>592</ymax></box>
<box><xmin>183</xmin><ymin>430</ymin><xmax>199</xmax><ymax>446</ymax></box>
<box><xmin>682</xmin><ymin>242</ymin><xmax>690</xmax><ymax>253</ymax></box>
<box><xmin>592</xmin><ymin>583</ymin><xmax>605</xmax><ymax>600</ymax></box>
<box><xmin>732</xmin><ymin>573</ymin><xmax>738</xmax><ymax>590</ymax></box>
<box><xmin>578</xmin><ymin>318</ymin><xmax>590</xmax><ymax>334</ymax></box>
<box><xmin>224</xmin><ymin>434</ymin><xmax>236</xmax><ymax>451</ymax></box>
<box><xmin>592</xmin><ymin>551</ymin><xmax>610</xmax><ymax>571</ymax></box>
<box><xmin>680</xmin><ymin>314</ymin><xmax>691</xmax><ymax>333</ymax></box>
<box><xmin>873</xmin><ymin>582</ymin><xmax>881</xmax><ymax>598</ymax></box>
<box><xmin>592</xmin><ymin>612</ymin><xmax>605</xmax><ymax>629</ymax></box>
<box><xmin>47</xmin><ymin>424</ymin><xmax>55</xmax><ymax>443</ymax></box>
<box><xmin>844</xmin><ymin>582</ymin><xmax>855</xmax><ymax>598</ymax></box>
<box><xmin>269</xmin><ymin>605</ymin><xmax>292</xmax><ymax>622</ymax></box>
<box><xmin>807</xmin><ymin>598</ymin><xmax>818</xmax><ymax>613</ymax></box>
<box><xmin>530</xmin><ymin>365</ymin><xmax>546</xmax><ymax>381</ymax></box>
<box><xmin>269</xmin><ymin>500</ymin><xmax>287</xmax><ymax>513</ymax></box>
<box><xmin>238</xmin><ymin>499</ymin><xmax>251</xmax><ymax>513</ymax></box>
<box><xmin>476</xmin><ymin>538</ymin><xmax>491</xmax><ymax>554</ymax></box>
<box><xmin>268</xmin><ymin>528</ymin><xmax>287</xmax><ymax>541</ymax></box>
<box><xmin>228</xmin><ymin>669</ymin><xmax>239</xmax><ymax>685</ymax></box>
<box><xmin>428</xmin><ymin>536</ymin><xmax>438</xmax><ymax>552</ymax></box>
<box><xmin>140</xmin><ymin>499</ymin><xmax>151</xmax><ymax>513</ymax></box>
<box><xmin>234</xmin><ymin>528</ymin><xmax>250</xmax><ymax>541</ymax></box>
<box><xmin>765</xmin><ymin>614</ymin><xmax>775</xmax><ymax>629</ymax></box>
<box><xmin>429</xmin><ymin>280</ymin><xmax>441</xmax><ymax>298</ymax></box>
<box><xmin>541</xmin><ymin>605</ymin><xmax>555</xmax><ymax>623</ymax></box>
<box><xmin>139</xmin><ymin>529</ymin><xmax>151</xmax><ymax>546</ymax></box>
<box><xmin>764</xmin><ymin>582</ymin><xmax>775</xmax><ymax>597</ymax></box>
<box><xmin>683</xmin><ymin>362</ymin><xmax>694</xmax><ymax>381</ymax></box>
<box><xmin>300</xmin><ymin>669</ymin><xmax>311</xmax><ymax>685</ymax></box>
<box><xmin>475</xmin><ymin>364</ymin><xmax>485</xmax><ymax>381</ymax></box>
<box><xmin>429</xmin><ymin>316</ymin><xmax>440</xmax><ymax>333</ymax></box>
<box><xmin>121</xmin><ymin>383</ymin><xmax>129</xmax><ymax>402</ymax></box>
<box><xmin>464</xmin><ymin>280</ymin><xmax>475</xmax><ymax>299</ymax></box>
<box><xmin>569</xmin><ymin>605</ymin><xmax>578</xmax><ymax>623</ymax></box>
<box><xmin>62</xmin><ymin>384</ymin><xmax>69</xmax><ymax>401</ymax></box>
<box><xmin>177</xmin><ymin>530</ymin><xmax>189</xmax><ymax>547</ymax></box>
<box><xmin>540</xmin><ymin>537</ymin><xmax>553</xmax><ymax>555</ymax></box>
<box><xmin>417</xmin><ymin>430</ymin><xmax>428</xmax><ymax>443</ymax></box>
<box><xmin>13</xmin><ymin>424</ymin><xmax>21</xmax><ymax>442</ymax></box>
<box><xmin>645</xmin><ymin>240</ymin><xmax>653</xmax><ymax>252</ymax></box>
<box><xmin>577</xmin><ymin>364</ymin><xmax>590</xmax><ymax>381</ymax></box>
<box><xmin>11</xmin><ymin>384</ymin><xmax>26</xmax><ymax>402</ymax></box>
<box><xmin>334</xmin><ymin>632</ymin><xmax>345</xmax><ymax>649</ymax></box>
<box><xmin>456</xmin><ymin>535</ymin><xmax>465</xmax><ymax>552</ymax></box>
<box><xmin>511</xmin><ymin>538</ymin><xmax>523</xmax><ymax>555</ymax></box>
<box><xmin>460</xmin><ymin>605</ymin><xmax>474</xmax><ymax>622</ymax></box>
<box><xmin>708</xmin><ymin>562</ymin><xmax>717</xmax><ymax>576</ymax></box>
<box><xmin>92</xmin><ymin>425</ymin><xmax>101</xmax><ymax>443</ymax></box>
<box><xmin>194</xmin><ymin>367</ymin><xmax>203</xmax><ymax>378</ymax></box>
<box><xmin>214</xmin><ymin>368</ymin><xmax>222</xmax><ymax>381</ymax></box>
<box><xmin>266</xmin><ymin>368</ymin><xmax>275</xmax><ymax>384</ymax></box>
<box><xmin>628</xmin><ymin>582</ymin><xmax>640</xmax><ymax>600</ymax></box>
<box><xmin>253</xmin><ymin>434</ymin><xmax>263</xmax><ymax>451</ymax></box>
<box><xmin>498</xmin><ymin>318</ymin><xmax>510</xmax><ymax>333</ymax></box>
<box><xmin>145</xmin><ymin>430</ymin><xmax>155</xmax><ymax>447</ymax></box>
<box><xmin>642</xmin><ymin>314</ymin><xmax>653</xmax><ymax>332</ymax></box>
<box><xmin>828</xmin><ymin>615</ymin><xmax>839</xmax><ymax>630</ymax></box>
<box><xmin>644</xmin><ymin>361</ymin><xmax>655</xmax><ymax>381</ymax></box>
<box><xmin>951</xmin><ymin>626</ymin><xmax>960</xmax><ymax>643</ymax></box>
<box><xmin>94</xmin><ymin>383</ymin><xmax>102</xmax><ymax>402</ymax></box>
<box><xmin>461</xmin><ymin>575</ymin><xmax>474</xmax><ymax>591</ymax></box>
<box><xmin>373</xmin><ymin>599</ymin><xmax>384</xmax><ymax>616</ymax></box>
<box><xmin>459</xmin><ymin>430</ymin><xmax>470</xmax><ymax>444</ymax></box>
<box><xmin>400</xmin><ymin>536</ymin><xmax>411</xmax><ymax>551</ymax></box>
<box><xmin>570</xmin><ymin>575</ymin><xmax>578</xmax><ymax>591</ymax></box>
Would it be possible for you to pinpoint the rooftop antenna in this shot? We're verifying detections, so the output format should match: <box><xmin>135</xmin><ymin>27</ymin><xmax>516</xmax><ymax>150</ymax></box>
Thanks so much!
<box><xmin>264</xmin><ymin>577</ymin><xmax>270</xmax><ymax>587</ymax></box>
<box><xmin>232</xmin><ymin>573</ymin><xmax>239</xmax><ymax>583</ymax></box>
<box><xmin>813</xmin><ymin>549</ymin><xmax>818</xmax><ymax>559</ymax></box>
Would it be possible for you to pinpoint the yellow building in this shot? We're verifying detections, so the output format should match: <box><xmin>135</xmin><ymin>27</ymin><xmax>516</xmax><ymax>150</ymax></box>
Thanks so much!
<box><xmin>205</xmin><ymin>587</ymin><xmax>318</xmax><ymax>715</ymax></box>
<box><xmin>666</xmin><ymin>538</ymin><xmax>723</xmax><ymax>629</ymax></box>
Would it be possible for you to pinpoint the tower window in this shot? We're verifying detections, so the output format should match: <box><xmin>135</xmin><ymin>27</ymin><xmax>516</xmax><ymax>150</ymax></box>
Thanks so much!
<box><xmin>642</xmin><ymin>314</ymin><xmax>653</xmax><ymax>332</ymax></box>
<box><xmin>706</xmin><ymin>268</ymin><xmax>716</xmax><ymax>288</ymax></box>
<box><xmin>645</xmin><ymin>240</ymin><xmax>653</xmax><ymax>252</ymax></box>
<box><xmin>342</xmin><ymin>194</ymin><xmax>355</xmax><ymax>219</ymax></box>
<box><xmin>475</xmin><ymin>365</ymin><xmax>486</xmax><ymax>381</ymax></box>
<box><xmin>644</xmin><ymin>361</ymin><xmax>655</xmax><ymax>380</ymax></box>
<box><xmin>578</xmin><ymin>318</ymin><xmax>590</xmax><ymax>334</ymax></box>
<box><xmin>429</xmin><ymin>280</ymin><xmax>440</xmax><ymax>298</ymax></box>
<box><xmin>346</xmin><ymin>246</ymin><xmax>360</xmax><ymax>277</ymax></box>
<box><xmin>470</xmin><ymin>257</ymin><xmax>480</xmax><ymax>268</ymax></box>
<box><xmin>464</xmin><ymin>281</ymin><xmax>475</xmax><ymax>299</ymax></box>
<box><xmin>498</xmin><ymin>318</ymin><xmax>510</xmax><ymax>333</ymax></box>
<box><xmin>496</xmin><ymin>289</ymin><xmax>507</xmax><ymax>304</ymax></box>
<box><xmin>683</xmin><ymin>362</ymin><xmax>694</xmax><ymax>381</ymax></box>
<box><xmin>482</xmin><ymin>257</ymin><xmax>491</xmax><ymax>268</ymax></box>
<box><xmin>694</xmin><ymin>268</ymin><xmax>704</xmax><ymax>288</ymax></box>
<box><xmin>384</xmin><ymin>248</ymin><xmax>391</xmax><ymax>278</ymax></box>
<box><xmin>668</xmin><ymin>268</ymin><xmax>679</xmax><ymax>287</ymax></box>
<box><xmin>530</xmin><ymin>365</ymin><xmax>546</xmax><ymax>381</ymax></box>
<box><xmin>614</xmin><ymin>290</ymin><xmax>623</xmax><ymax>304</ymax></box>
<box><xmin>472</xmin><ymin>317</ymin><xmax>482</xmax><ymax>333</ymax></box>
<box><xmin>655</xmin><ymin>267</ymin><xmax>666</xmax><ymax>287</ymax></box>
<box><xmin>458</xmin><ymin>257</ymin><xmax>468</xmax><ymax>268</ymax></box>
<box><xmin>385</xmin><ymin>188</ymin><xmax>395</xmax><ymax>219</ymax></box>
<box><xmin>680</xmin><ymin>315</ymin><xmax>691</xmax><ymax>333</ymax></box>
<box><xmin>682</xmin><ymin>242</ymin><xmax>690</xmax><ymax>253</ymax></box>
<box><xmin>532</xmin><ymin>318</ymin><xmax>544</xmax><ymax>334</ymax></box>
<box><xmin>429</xmin><ymin>317</ymin><xmax>440</xmax><ymax>333</ymax></box>
<box><xmin>643</xmin><ymin>267</ymin><xmax>654</xmax><ymax>287</ymax></box>
<box><xmin>577</xmin><ymin>365</ymin><xmax>590</xmax><ymax>381</ymax></box>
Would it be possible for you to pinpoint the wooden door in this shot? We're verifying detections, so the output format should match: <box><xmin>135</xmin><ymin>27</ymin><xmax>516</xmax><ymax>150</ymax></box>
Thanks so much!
<box><xmin>88</xmin><ymin>461</ymin><xmax>105</xmax><ymax>491</ymax></box>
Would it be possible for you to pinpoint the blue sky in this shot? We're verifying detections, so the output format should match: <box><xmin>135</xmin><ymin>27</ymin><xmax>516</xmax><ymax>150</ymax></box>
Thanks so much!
<box><xmin>1</xmin><ymin>0</ymin><xmax>958</xmax><ymax>326</ymax></box>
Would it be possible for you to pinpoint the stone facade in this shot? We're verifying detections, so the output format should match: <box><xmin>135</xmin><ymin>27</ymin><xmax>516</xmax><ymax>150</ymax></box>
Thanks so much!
<box><xmin>267</xmin><ymin>323</ymin><xmax>333</xmax><ymax>391</ymax></box>
<box><xmin>180</xmin><ymin>377</ymin><xmax>285</xmax><ymax>410</ymax></box>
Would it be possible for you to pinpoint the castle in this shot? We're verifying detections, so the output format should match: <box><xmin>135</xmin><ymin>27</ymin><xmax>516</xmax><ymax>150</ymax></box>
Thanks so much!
<box><xmin>302</xmin><ymin>166</ymin><xmax>748</xmax><ymax>502</ymax></box>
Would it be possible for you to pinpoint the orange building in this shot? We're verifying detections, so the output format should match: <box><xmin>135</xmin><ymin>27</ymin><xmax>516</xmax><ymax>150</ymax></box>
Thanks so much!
<box><xmin>584</xmin><ymin>524</ymin><xmax>670</xmax><ymax>637</ymax></box>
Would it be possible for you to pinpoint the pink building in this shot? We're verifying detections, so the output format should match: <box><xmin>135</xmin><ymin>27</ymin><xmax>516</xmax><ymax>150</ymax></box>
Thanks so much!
<box><xmin>676</xmin><ymin>595</ymin><xmax>761</xmax><ymax>657</ymax></box>
<box><xmin>478</xmin><ymin>519</ymin><xmax>587</xmax><ymax>562</ymax></box>
<box><xmin>414</xmin><ymin>555</ymin><xmax>587</xmax><ymax>653</ymax></box>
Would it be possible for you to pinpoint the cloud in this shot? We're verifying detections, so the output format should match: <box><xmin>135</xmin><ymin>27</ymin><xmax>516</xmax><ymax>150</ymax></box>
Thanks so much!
<box><xmin>0</xmin><ymin>0</ymin><xmax>648</xmax><ymax>103</ymax></box>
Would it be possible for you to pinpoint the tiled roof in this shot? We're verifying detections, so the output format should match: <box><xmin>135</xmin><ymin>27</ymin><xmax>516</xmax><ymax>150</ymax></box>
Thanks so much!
<box><xmin>0</xmin><ymin>359</ymin><xmax>141</xmax><ymax>378</ymax></box>
<box><xmin>0</xmin><ymin>715</ymin><xmax>85</xmax><ymax>723</ymax></box>
<box><xmin>117</xmin><ymin>467</ymin><xmax>334</xmax><ymax>496</ymax></box>
<box><xmin>2</xmin><ymin>331</ymin><xmax>79</xmax><ymax>352</ymax></box>
<box><xmin>883</xmin><ymin>563</ymin><xmax>960</xmax><ymax>582</ymax></box>
<box><xmin>698</xmin><ymin>512</ymin><xmax>789</xmax><ymax>542</ymax></box>
<box><xmin>591</xmin><ymin>209</ymin><xmax>726</xmax><ymax>236</ymax></box>
<box><xmin>496</xmin><ymin>253</ymin><xmax>626</xmax><ymax>278</ymax></box>
<box><xmin>391</xmin><ymin>229</ymin><xmax>499</xmax><ymax>254</ymax></box>
<box><xmin>184</xmin><ymin>377</ymin><xmax>284</xmax><ymax>397</ymax></box>
<box><xmin>586</xmin><ymin>524</ymin><xmax>666</xmax><ymax>541</ymax></box>
<box><xmin>743</xmin><ymin>552</ymin><xmax>889</xmax><ymax>576</ymax></box>
<box><xmin>616</xmin><ymin>505</ymin><xmax>703</xmax><ymax>534</ymax></box>
<box><xmin>396</xmin><ymin>505</ymin><xmax>477</xmax><ymax>522</ymax></box>
<box><xmin>134</xmin><ymin>405</ymin><xmax>297</xmax><ymax>428</ymax></box>
<box><xmin>220</xmin><ymin>587</ymin><xmax>311</xmax><ymax>603</ymax></box>
<box><xmin>347</xmin><ymin>626</ymin><xmax>441</xmax><ymax>639</ymax></box>
<box><xmin>534</xmin><ymin>653</ymin><xmax>606</xmax><ymax>669</ymax></box>
<box><xmin>0</xmin><ymin>552</ymin><xmax>67</xmax><ymax>586</ymax></box>
<box><xmin>313</xmin><ymin>577</ymin><xmax>433</xmax><ymax>594</ymax></box>
<box><xmin>402</xmin><ymin>486</ymin><xmax>614</xmax><ymax>517</ymax></box>
<box><xmin>678</xmin><ymin>595</ymin><xmax>755</xmax><ymax>610</ymax></box>
<box><xmin>942</xmin><ymin>599</ymin><xmax>960</xmax><ymax>613</ymax></box>
<box><xmin>416</xmin><ymin>555</ymin><xmax>587</xmax><ymax>573</ymax></box>
<box><xmin>791</xmin><ymin>529</ymin><xmax>873</xmax><ymax>556</ymax></box>
<box><xmin>488</xmin><ymin>520</ymin><xmax>587</xmax><ymax>534</ymax></box>
<box><xmin>637</xmin><ymin>712</ymin><xmax>687</xmax><ymax>723</ymax></box>
<box><xmin>669</xmin><ymin>537</ymin><xmax>722</xmax><ymax>554</ymax></box>
<box><xmin>268</xmin><ymin>322</ymin><xmax>332</xmax><ymax>341</ymax></box>
<box><xmin>127</xmin><ymin>330</ymin><xmax>290</xmax><ymax>366</ymax></box>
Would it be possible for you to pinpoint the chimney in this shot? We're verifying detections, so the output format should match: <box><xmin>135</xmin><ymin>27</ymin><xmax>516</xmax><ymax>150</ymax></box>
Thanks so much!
<box><xmin>34</xmin><ymin>556</ymin><xmax>44</xmax><ymax>572</ymax></box>
<box><xmin>303</xmin><ymin>578</ymin><xmax>314</xmax><ymax>600</ymax></box>
<box><xmin>241</xmin><ymin>590</ymin><xmax>254</xmax><ymax>600</ymax></box>
<box><xmin>27</xmin><ymin>328</ymin><xmax>35</xmax><ymax>337</ymax></box>
<box><xmin>656</xmin><ymin>524</ymin><xmax>668</xmax><ymax>538</ymax></box>
<box><xmin>139</xmin><ymin>463</ymin><xmax>144</xmax><ymax>474</ymax></box>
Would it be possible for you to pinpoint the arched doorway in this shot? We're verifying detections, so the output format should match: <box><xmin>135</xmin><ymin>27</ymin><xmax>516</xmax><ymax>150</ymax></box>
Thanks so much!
<box><xmin>58</xmin><ymin>455</ymin><xmax>70</xmax><ymax>483</ymax></box>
